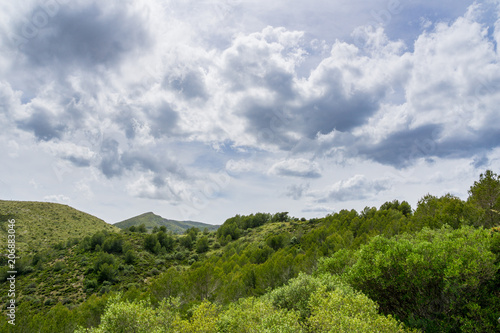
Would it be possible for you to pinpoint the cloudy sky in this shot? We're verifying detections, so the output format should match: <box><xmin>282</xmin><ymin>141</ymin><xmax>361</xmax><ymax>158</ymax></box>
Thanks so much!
<box><xmin>1</xmin><ymin>0</ymin><xmax>500</xmax><ymax>225</ymax></box>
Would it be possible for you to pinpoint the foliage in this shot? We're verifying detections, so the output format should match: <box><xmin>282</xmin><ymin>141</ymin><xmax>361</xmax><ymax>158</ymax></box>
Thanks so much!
<box><xmin>380</xmin><ymin>199</ymin><xmax>413</xmax><ymax>217</ymax></box>
<box><xmin>217</xmin><ymin>297</ymin><xmax>305</xmax><ymax>333</ymax></box>
<box><xmin>3</xmin><ymin>172</ymin><xmax>500</xmax><ymax>332</ymax></box>
<box><xmin>75</xmin><ymin>294</ymin><xmax>180</xmax><ymax>333</ymax></box>
<box><xmin>196</xmin><ymin>236</ymin><xmax>210</xmax><ymax>253</ymax></box>
<box><xmin>411</xmin><ymin>193</ymin><xmax>480</xmax><ymax>230</ymax></box>
<box><xmin>329</xmin><ymin>226</ymin><xmax>500</xmax><ymax>332</ymax></box>
<box><xmin>114</xmin><ymin>212</ymin><xmax>219</xmax><ymax>234</ymax></box>
<box><xmin>468</xmin><ymin>170</ymin><xmax>500</xmax><ymax>227</ymax></box>
<box><xmin>144</xmin><ymin>234</ymin><xmax>160</xmax><ymax>253</ymax></box>
<box><xmin>0</xmin><ymin>200</ymin><xmax>118</xmax><ymax>254</ymax></box>
<box><xmin>307</xmin><ymin>285</ymin><xmax>411</xmax><ymax>332</ymax></box>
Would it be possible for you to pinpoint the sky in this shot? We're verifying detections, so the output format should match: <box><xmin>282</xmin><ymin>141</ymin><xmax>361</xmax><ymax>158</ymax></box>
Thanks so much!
<box><xmin>1</xmin><ymin>0</ymin><xmax>500</xmax><ymax>225</ymax></box>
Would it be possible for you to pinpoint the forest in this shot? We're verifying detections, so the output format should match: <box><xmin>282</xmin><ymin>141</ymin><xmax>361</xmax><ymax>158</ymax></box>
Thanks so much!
<box><xmin>1</xmin><ymin>170</ymin><xmax>500</xmax><ymax>332</ymax></box>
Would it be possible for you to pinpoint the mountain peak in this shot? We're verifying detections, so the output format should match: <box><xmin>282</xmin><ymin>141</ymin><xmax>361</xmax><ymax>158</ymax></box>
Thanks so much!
<box><xmin>114</xmin><ymin>212</ymin><xmax>219</xmax><ymax>234</ymax></box>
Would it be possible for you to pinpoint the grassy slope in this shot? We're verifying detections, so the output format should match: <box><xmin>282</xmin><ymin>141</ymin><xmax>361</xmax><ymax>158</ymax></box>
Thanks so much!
<box><xmin>0</xmin><ymin>211</ymin><xmax>307</xmax><ymax>315</ymax></box>
<box><xmin>0</xmin><ymin>200</ymin><xmax>119</xmax><ymax>253</ymax></box>
<box><xmin>114</xmin><ymin>212</ymin><xmax>219</xmax><ymax>234</ymax></box>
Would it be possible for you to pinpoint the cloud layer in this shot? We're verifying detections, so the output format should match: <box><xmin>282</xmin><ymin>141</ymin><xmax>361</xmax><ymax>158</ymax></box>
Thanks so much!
<box><xmin>1</xmin><ymin>0</ymin><xmax>499</xmax><ymax>222</ymax></box>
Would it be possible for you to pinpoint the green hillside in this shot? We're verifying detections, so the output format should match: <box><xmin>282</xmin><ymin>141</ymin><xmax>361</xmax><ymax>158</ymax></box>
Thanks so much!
<box><xmin>1</xmin><ymin>170</ymin><xmax>500</xmax><ymax>332</ymax></box>
<box><xmin>0</xmin><ymin>200</ymin><xmax>119</xmax><ymax>253</ymax></box>
<box><xmin>114</xmin><ymin>212</ymin><xmax>219</xmax><ymax>234</ymax></box>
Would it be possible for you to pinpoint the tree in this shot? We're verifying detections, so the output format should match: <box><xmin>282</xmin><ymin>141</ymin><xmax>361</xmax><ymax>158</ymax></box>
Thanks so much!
<box><xmin>124</xmin><ymin>249</ymin><xmax>136</xmax><ymax>264</ymax></box>
<box><xmin>94</xmin><ymin>252</ymin><xmax>116</xmax><ymax>272</ymax></box>
<box><xmin>137</xmin><ymin>224</ymin><xmax>147</xmax><ymax>233</ymax></box>
<box><xmin>98</xmin><ymin>263</ymin><xmax>117</xmax><ymax>283</ymax></box>
<box><xmin>102</xmin><ymin>235</ymin><xmax>123</xmax><ymax>254</ymax></box>
<box><xmin>380</xmin><ymin>199</ymin><xmax>412</xmax><ymax>217</ymax></box>
<box><xmin>336</xmin><ymin>226</ymin><xmax>498</xmax><ymax>331</ymax></box>
<box><xmin>157</xmin><ymin>231</ymin><xmax>175</xmax><ymax>252</ymax></box>
<box><xmin>144</xmin><ymin>234</ymin><xmax>159</xmax><ymax>253</ymax></box>
<box><xmin>412</xmin><ymin>193</ymin><xmax>478</xmax><ymax>230</ymax></box>
<box><xmin>150</xmin><ymin>267</ymin><xmax>183</xmax><ymax>301</ymax></box>
<box><xmin>186</xmin><ymin>227</ymin><xmax>200</xmax><ymax>240</ymax></box>
<box><xmin>90</xmin><ymin>231</ymin><xmax>106</xmax><ymax>250</ymax></box>
<box><xmin>196</xmin><ymin>236</ymin><xmax>210</xmax><ymax>253</ymax></box>
<box><xmin>468</xmin><ymin>170</ymin><xmax>500</xmax><ymax>227</ymax></box>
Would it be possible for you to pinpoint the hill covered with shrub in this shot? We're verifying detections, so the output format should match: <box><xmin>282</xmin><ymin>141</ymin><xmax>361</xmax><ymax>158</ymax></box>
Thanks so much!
<box><xmin>1</xmin><ymin>170</ymin><xmax>500</xmax><ymax>332</ymax></box>
<box><xmin>114</xmin><ymin>212</ymin><xmax>219</xmax><ymax>234</ymax></box>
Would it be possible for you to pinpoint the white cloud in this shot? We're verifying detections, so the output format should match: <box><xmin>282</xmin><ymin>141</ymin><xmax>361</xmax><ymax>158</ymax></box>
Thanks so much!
<box><xmin>226</xmin><ymin>159</ymin><xmax>256</xmax><ymax>174</ymax></box>
<box><xmin>313</xmin><ymin>175</ymin><xmax>391</xmax><ymax>202</ymax></box>
<box><xmin>270</xmin><ymin>158</ymin><xmax>321</xmax><ymax>178</ymax></box>
<box><xmin>43</xmin><ymin>194</ymin><xmax>71</xmax><ymax>203</ymax></box>
<box><xmin>1</xmin><ymin>0</ymin><xmax>500</xmax><ymax>224</ymax></box>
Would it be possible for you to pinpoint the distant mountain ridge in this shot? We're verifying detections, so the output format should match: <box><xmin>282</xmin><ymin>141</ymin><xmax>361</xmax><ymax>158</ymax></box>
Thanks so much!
<box><xmin>114</xmin><ymin>212</ymin><xmax>219</xmax><ymax>234</ymax></box>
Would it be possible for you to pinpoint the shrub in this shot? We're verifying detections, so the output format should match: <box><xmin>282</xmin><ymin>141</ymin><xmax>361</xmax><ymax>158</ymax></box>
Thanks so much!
<box><xmin>307</xmin><ymin>285</ymin><xmax>410</xmax><ymax>332</ymax></box>
<box><xmin>124</xmin><ymin>250</ymin><xmax>136</xmax><ymax>264</ymax></box>
<box><xmin>84</xmin><ymin>279</ymin><xmax>99</xmax><ymax>293</ymax></box>
<box><xmin>339</xmin><ymin>226</ymin><xmax>499</xmax><ymax>331</ymax></box>
<box><xmin>53</xmin><ymin>261</ymin><xmax>65</xmax><ymax>271</ymax></box>
<box><xmin>74</xmin><ymin>294</ymin><xmax>180</xmax><ymax>333</ymax></box>
<box><xmin>144</xmin><ymin>234</ymin><xmax>159</xmax><ymax>253</ymax></box>
<box><xmin>94</xmin><ymin>252</ymin><xmax>116</xmax><ymax>272</ymax></box>
<box><xmin>196</xmin><ymin>236</ymin><xmax>210</xmax><ymax>253</ymax></box>
<box><xmin>217</xmin><ymin>297</ymin><xmax>304</xmax><ymax>333</ymax></box>
<box><xmin>98</xmin><ymin>263</ymin><xmax>117</xmax><ymax>283</ymax></box>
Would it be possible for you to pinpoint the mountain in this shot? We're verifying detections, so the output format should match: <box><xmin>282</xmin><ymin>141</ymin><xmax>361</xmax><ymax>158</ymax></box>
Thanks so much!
<box><xmin>0</xmin><ymin>200</ymin><xmax>119</xmax><ymax>253</ymax></box>
<box><xmin>114</xmin><ymin>212</ymin><xmax>219</xmax><ymax>234</ymax></box>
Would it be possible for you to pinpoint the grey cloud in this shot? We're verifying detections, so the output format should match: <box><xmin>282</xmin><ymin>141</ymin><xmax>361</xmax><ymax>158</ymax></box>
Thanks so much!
<box><xmin>472</xmin><ymin>154</ymin><xmax>489</xmax><ymax>169</ymax></box>
<box><xmin>357</xmin><ymin>124</ymin><xmax>442</xmax><ymax>168</ymax></box>
<box><xmin>264</xmin><ymin>69</ymin><xmax>296</xmax><ymax>99</ymax></box>
<box><xmin>121</xmin><ymin>150</ymin><xmax>186</xmax><ymax>179</ymax></box>
<box><xmin>66</xmin><ymin>155</ymin><xmax>92</xmax><ymax>167</ymax></box>
<box><xmin>166</xmin><ymin>71</ymin><xmax>208</xmax><ymax>101</ymax></box>
<box><xmin>112</xmin><ymin>102</ymin><xmax>179</xmax><ymax>140</ymax></box>
<box><xmin>18</xmin><ymin>3</ymin><xmax>151</xmax><ymax>69</ymax></box>
<box><xmin>242</xmin><ymin>103</ymin><xmax>298</xmax><ymax>149</ymax></box>
<box><xmin>149</xmin><ymin>103</ymin><xmax>180</xmax><ymax>138</ymax></box>
<box><xmin>356</xmin><ymin>125</ymin><xmax>500</xmax><ymax>168</ymax></box>
<box><xmin>435</xmin><ymin>129</ymin><xmax>500</xmax><ymax>161</ymax></box>
<box><xmin>18</xmin><ymin>107</ymin><xmax>67</xmax><ymax>141</ymax></box>
<box><xmin>301</xmin><ymin>206</ymin><xmax>332</xmax><ymax>213</ymax></box>
<box><xmin>99</xmin><ymin>138</ymin><xmax>122</xmax><ymax>178</ymax></box>
<box><xmin>295</xmin><ymin>89</ymin><xmax>382</xmax><ymax>138</ymax></box>
<box><xmin>285</xmin><ymin>183</ymin><xmax>310</xmax><ymax>200</ymax></box>
<box><xmin>98</xmin><ymin>138</ymin><xmax>186</xmax><ymax>180</ymax></box>
<box><xmin>270</xmin><ymin>158</ymin><xmax>321</xmax><ymax>178</ymax></box>
<box><xmin>317</xmin><ymin>175</ymin><xmax>389</xmax><ymax>203</ymax></box>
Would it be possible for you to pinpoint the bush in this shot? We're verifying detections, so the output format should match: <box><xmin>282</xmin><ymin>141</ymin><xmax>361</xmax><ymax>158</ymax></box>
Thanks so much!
<box><xmin>144</xmin><ymin>234</ymin><xmax>160</xmax><ymax>253</ymax></box>
<box><xmin>338</xmin><ymin>226</ymin><xmax>499</xmax><ymax>331</ymax></box>
<box><xmin>98</xmin><ymin>263</ymin><xmax>117</xmax><ymax>283</ymax></box>
<box><xmin>217</xmin><ymin>297</ymin><xmax>304</xmax><ymax>333</ymax></box>
<box><xmin>94</xmin><ymin>252</ymin><xmax>116</xmax><ymax>272</ymax></box>
<box><xmin>84</xmin><ymin>279</ymin><xmax>99</xmax><ymax>293</ymax></box>
<box><xmin>74</xmin><ymin>294</ymin><xmax>180</xmax><ymax>333</ymax></box>
<box><xmin>179</xmin><ymin>235</ymin><xmax>193</xmax><ymax>250</ymax></box>
<box><xmin>102</xmin><ymin>236</ymin><xmax>124</xmax><ymax>254</ymax></box>
<box><xmin>53</xmin><ymin>261</ymin><xmax>65</xmax><ymax>271</ymax></box>
<box><xmin>307</xmin><ymin>285</ymin><xmax>410</xmax><ymax>332</ymax></box>
<box><xmin>267</xmin><ymin>273</ymin><xmax>331</xmax><ymax>320</ymax></box>
<box><xmin>124</xmin><ymin>250</ymin><xmax>136</xmax><ymax>264</ymax></box>
<box><xmin>196</xmin><ymin>236</ymin><xmax>210</xmax><ymax>253</ymax></box>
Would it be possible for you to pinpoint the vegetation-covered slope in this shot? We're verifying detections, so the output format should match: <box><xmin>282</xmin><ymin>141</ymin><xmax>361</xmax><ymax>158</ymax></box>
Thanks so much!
<box><xmin>114</xmin><ymin>212</ymin><xmax>219</xmax><ymax>234</ymax></box>
<box><xmin>0</xmin><ymin>200</ymin><xmax>119</xmax><ymax>254</ymax></box>
<box><xmin>1</xmin><ymin>170</ymin><xmax>500</xmax><ymax>332</ymax></box>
